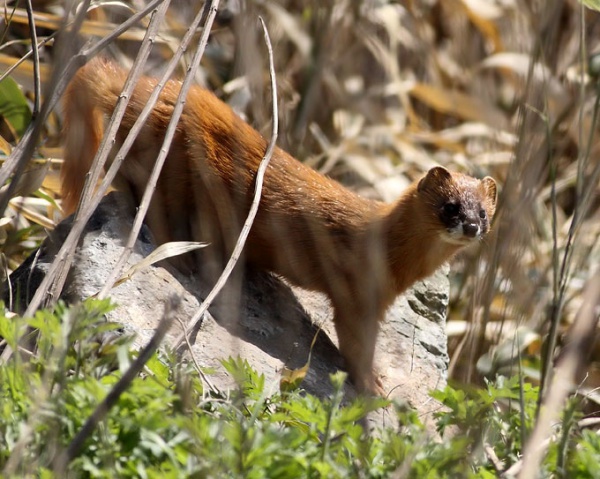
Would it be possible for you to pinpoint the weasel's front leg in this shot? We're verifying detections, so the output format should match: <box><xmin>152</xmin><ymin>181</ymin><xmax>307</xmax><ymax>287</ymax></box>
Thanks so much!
<box><xmin>333</xmin><ymin>310</ymin><xmax>385</xmax><ymax>396</ymax></box>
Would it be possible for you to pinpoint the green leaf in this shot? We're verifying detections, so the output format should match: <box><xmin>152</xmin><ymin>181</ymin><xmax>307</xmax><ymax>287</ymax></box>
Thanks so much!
<box><xmin>580</xmin><ymin>0</ymin><xmax>600</xmax><ymax>11</ymax></box>
<box><xmin>0</xmin><ymin>311</ymin><xmax>21</xmax><ymax>349</ymax></box>
<box><xmin>0</xmin><ymin>76</ymin><xmax>32</xmax><ymax>137</ymax></box>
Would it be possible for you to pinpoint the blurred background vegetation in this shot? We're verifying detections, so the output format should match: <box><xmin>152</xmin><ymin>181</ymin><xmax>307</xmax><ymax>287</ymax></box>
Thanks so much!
<box><xmin>0</xmin><ymin>0</ymin><xmax>599</xmax><ymax>407</ymax></box>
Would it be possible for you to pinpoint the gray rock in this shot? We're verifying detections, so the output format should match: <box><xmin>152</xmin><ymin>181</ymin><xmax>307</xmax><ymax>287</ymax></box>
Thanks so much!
<box><xmin>3</xmin><ymin>193</ymin><xmax>450</xmax><ymax>427</ymax></box>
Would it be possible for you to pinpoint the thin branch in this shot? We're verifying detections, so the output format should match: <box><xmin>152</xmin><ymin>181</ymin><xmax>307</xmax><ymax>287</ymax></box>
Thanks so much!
<box><xmin>46</xmin><ymin>1</ymin><xmax>177</xmax><ymax>304</ymax></box>
<box><xmin>484</xmin><ymin>443</ymin><xmax>505</xmax><ymax>475</ymax></box>
<box><xmin>98</xmin><ymin>0</ymin><xmax>221</xmax><ymax>298</ymax></box>
<box><xmin>24</xmin><ymin>0</ymin><xmax>40</xmax><ymax>118</ymax></box>
<box><xmin>74</xmin><ymin>2</ymin><xmax>173</xmax><ymax>218</ymax></box>
<box><xmin>53</xmin><ymin>297</ymin><xmax>179</xmax><ymax>474</ymax></box>
<box><xmin>0</xmin><ymin>0</ymin><xmax>164</xmax><ymax>212</ymax></box>
<box><xmin>20</xmin><ymin>1</ymin><xmax>170</xmax><ymax>318</ymax></box>
<box><xmin>0</xmin><ymin>0</ymin><xmax>93</xmax><ymax>213</ymax></box>
<box><xmin>540</xmin><ymin>4</ymin><xmax>600</xmax><ymax>405</ymax></box>
<box><xmin>0</xmin><ymin>33</ymin><xmax>56</xmax><ymax>84</ymax></box>
<box><xmin>175</xmin><ymin>317</ymin><xmax>220</xmax><ymax>396</ymax></box>
<box><xmin>173</xmin><ymin>16</ymin><xmax>279</xmax><ymax>351</ymax></box>
<box><xmin>517</xmin><ymin>270</ymin><xmax>600</xmax><ymax>479</ymax></box>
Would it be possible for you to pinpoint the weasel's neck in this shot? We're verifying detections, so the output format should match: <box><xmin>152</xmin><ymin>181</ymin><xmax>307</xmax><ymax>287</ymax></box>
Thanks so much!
<box><xmin>379</xmin><ymin>187</ymin><xmax>461</xmax><ymax>295</ymax></box>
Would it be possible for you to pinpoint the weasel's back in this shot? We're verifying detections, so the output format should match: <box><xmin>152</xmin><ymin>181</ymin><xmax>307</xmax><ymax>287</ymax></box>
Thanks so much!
<box><xmin>60</xmin><ymin>58</ymin><xmax>376</xmax><ymax>229</ymax></box>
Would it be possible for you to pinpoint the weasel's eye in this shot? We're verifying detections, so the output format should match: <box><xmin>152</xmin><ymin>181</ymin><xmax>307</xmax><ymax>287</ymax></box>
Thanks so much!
<box><xmin>443</xmin><ymin>202</ymin><xmax>460</xmax><ymax>216</ymax></box>
<box><xmin>479</xmin><ymin>209</ymin><xmax>487</xmax><ymax>219</ymax></box>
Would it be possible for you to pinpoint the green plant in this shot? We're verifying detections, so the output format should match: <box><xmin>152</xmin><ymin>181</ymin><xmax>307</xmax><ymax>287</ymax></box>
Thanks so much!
<box><xmin>1</xmin><ymin>300</ymin><xmax>599</xmax><ymax>478</ymax></box>
<box><xmin>0</xmin><ymin>300</ymin><xmax>399</xmax><ymax>478</ymax></box>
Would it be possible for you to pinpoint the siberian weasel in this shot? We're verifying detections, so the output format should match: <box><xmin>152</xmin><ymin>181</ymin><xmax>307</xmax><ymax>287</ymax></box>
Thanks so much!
<box><xmin>61</xmin><ymin>57</ymin><xmax>497</xmax><ymax>394</ymax></box>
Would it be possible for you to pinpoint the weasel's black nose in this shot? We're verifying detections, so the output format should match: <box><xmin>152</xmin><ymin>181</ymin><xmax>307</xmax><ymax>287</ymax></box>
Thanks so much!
<box><xmin>463</xmin><ymin>223</ymin><xmax>479</xmax><ymax>238</ymax></box>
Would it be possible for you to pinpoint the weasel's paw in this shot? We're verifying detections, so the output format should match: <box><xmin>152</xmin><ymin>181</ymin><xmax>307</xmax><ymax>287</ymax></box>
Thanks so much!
<box><xmin>354</xmin><ymin>370</ymin><xmax>386</xmax><ymax>397</ymax></box>
<box><xmin>371</xmin><ymin>373</ymin><xmax>386</xmax><ymax>397</ymax></box>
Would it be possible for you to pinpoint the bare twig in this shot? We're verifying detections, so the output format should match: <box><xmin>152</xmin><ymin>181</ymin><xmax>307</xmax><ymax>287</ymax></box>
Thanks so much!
<box><xmin>484</xmin><ymin>443</ymin><xmax>505</xmax><ymax>475</ymax></box>
<box><xmin>517</xmin><ymin>270</ymin><xmax>600</xmax><ymax>478</ymax></box>
<box><xmin>175</xmin><ymin>317</ymin><xmax>220</xmax><ymax>396</ymax></box>
<box><xmin>24</xmin><ymin>0</ymin><xmax>40</xmax><ymax>118</ymax></box>
<box><xmin>0</xmin><ymin>0</ymin><xmax>164</xmax><ymax>212</ymax></box>
<box><xmin>0</xmin><ymin>0</ymin><xmax>93</xmax><ymax>213</ymax></box>
<box><xmin>47</xmin><ymin>0</ymin><xmax>174</xmax><ymax>305</ymax></box>
<box><xmin>173</xmin><ymin>16</ymin><xmax>279</xmax><ymax>351</ymax></box>
<box><xmin>540</xmin><ymin>5</ymin><xmax>600</xmax><ymax>407</ymax></box>
<box><xmin>52</xmin><ymin>297</ymin><xmax>179</xmax><ymax>474</ymax></box>
<box><xmin>0</xmin><ymin>34</ymin><xmax>56</xmax><ymax>85</ymax></box>
<box><xmin>71</xmin><ymin>0</ymin><xmax>173</xmax><ymax>219</ymax></box>
<box><xmin>19</xmin><ymin>0</ymin><xmax>170</xmax><ymax>318</ymax></box>
<box><xmin>98</xmin><ymin>0</ymin><xmax>221</xmax><ymax>299</ymax></box>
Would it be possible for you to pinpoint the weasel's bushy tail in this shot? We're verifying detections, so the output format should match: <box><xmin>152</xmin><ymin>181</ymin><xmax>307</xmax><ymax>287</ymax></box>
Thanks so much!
<box><xmin>61</xmin><ymin>58</ymin><xmax>126</xmax><ymax>214</ymax></box>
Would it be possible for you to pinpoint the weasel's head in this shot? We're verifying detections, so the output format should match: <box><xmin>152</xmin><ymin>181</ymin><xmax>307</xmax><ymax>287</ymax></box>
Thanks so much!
<box><xmin>417</xmin><ymin>166</ymin><xmax>497</xmax><ymax>246</ymax></box>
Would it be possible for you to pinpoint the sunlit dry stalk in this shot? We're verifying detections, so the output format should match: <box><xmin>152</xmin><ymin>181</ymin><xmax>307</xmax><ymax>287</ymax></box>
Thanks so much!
<box><xmin>0</xmin><ymin>0</ymin><xmax>93</xmax><ymax>216</ymax></box>
<box><xmin>24</xmin><ymin>0</ymin><xmax>40</xmax><ymax>118</ymax></box>
<box><xmin>0</xmin><ymin>34</ymin><xmax>56</xmax><ymax>85</ymax></box>
<box><xmin>98</xmin><ymin>0</ymin><xmax>220</xmax><ymax>298</ymax></box>
<box><xmin>0</xmin><ymin>0</ymin><xmax>165</xmax><ymax>223</ymax></box>
<box><xmin>290</xmin><ymin>4</ymin><xmax>333</xmax><ymax>143</ymax></box>
<box><xmin>0</xmin><ymin>0</ymin><xmax>175</xmax><ymax>454</ymax></box>
<box><xmin>516</xmin><ymin>270</ymin><xmax>600</xmax><ymax>479</ymax></box>
<box><xmin>73</xmin><ymin>4</ymin><xmax>173</xmax><ymax>219</ymax></box>
<box><xmin>173</xmin><ymin>15</ymin><xmax>279</xmax><ymax>352</ymax></box>
<box><xmin>468</xmin><ymin>0</ymin><xmax>565</xmax><ymax>388</ymax></box>
<box><xmin>52</xmin><ymin>296</ymin><xmax>179</xmax><ymax>474</ymax></box>
<box><xmin>48</xmin><ymin>0</ymin><xmax>176</xmax><ymax>304</ymax></box>
<box><xmin>18</xmin><ymin>1</ymin><xmax>170</xmax><ymax>319</ymax></box>
<box><xmin>539</xmin><ymin>5</ymin><xmax>600</xmax><ymax>408</ymax></box>
<box><xmin>175</xmin><ymin>316</ymin><xmax>220</xmax><ymax>396</ymax></box>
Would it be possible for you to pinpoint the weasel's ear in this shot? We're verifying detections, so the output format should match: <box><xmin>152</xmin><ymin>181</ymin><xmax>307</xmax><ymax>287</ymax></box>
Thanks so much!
<box><xmin>418</xmin><ymin>166</ymin><xmax>452</xmax><ymax>192</ymax></box>
<box><xmin>481</xmin><ymin>176</ymin><xmax>497</xmax><ymax>208</ymax></box>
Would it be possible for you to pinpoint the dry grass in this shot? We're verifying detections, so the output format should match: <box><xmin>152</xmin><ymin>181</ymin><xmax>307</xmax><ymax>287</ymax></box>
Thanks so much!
<box><xmin>0</xmin><ymin>0</ymin><xmax>599</xmax><ymax>419</ymax></box>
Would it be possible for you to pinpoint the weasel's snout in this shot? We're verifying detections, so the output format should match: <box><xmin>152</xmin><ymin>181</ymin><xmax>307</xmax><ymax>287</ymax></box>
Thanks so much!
<box><xmin>462</xmin><ymin>222</ymin><xmax>480</xmax><ymax>238</ymax></box>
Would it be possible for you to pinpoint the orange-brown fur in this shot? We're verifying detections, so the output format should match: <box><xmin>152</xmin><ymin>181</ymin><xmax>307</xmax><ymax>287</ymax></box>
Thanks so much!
<box><xmin>61</xmin><ymin>57</ymin><xmax>497</xmax><ymax>393</ymax></box>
